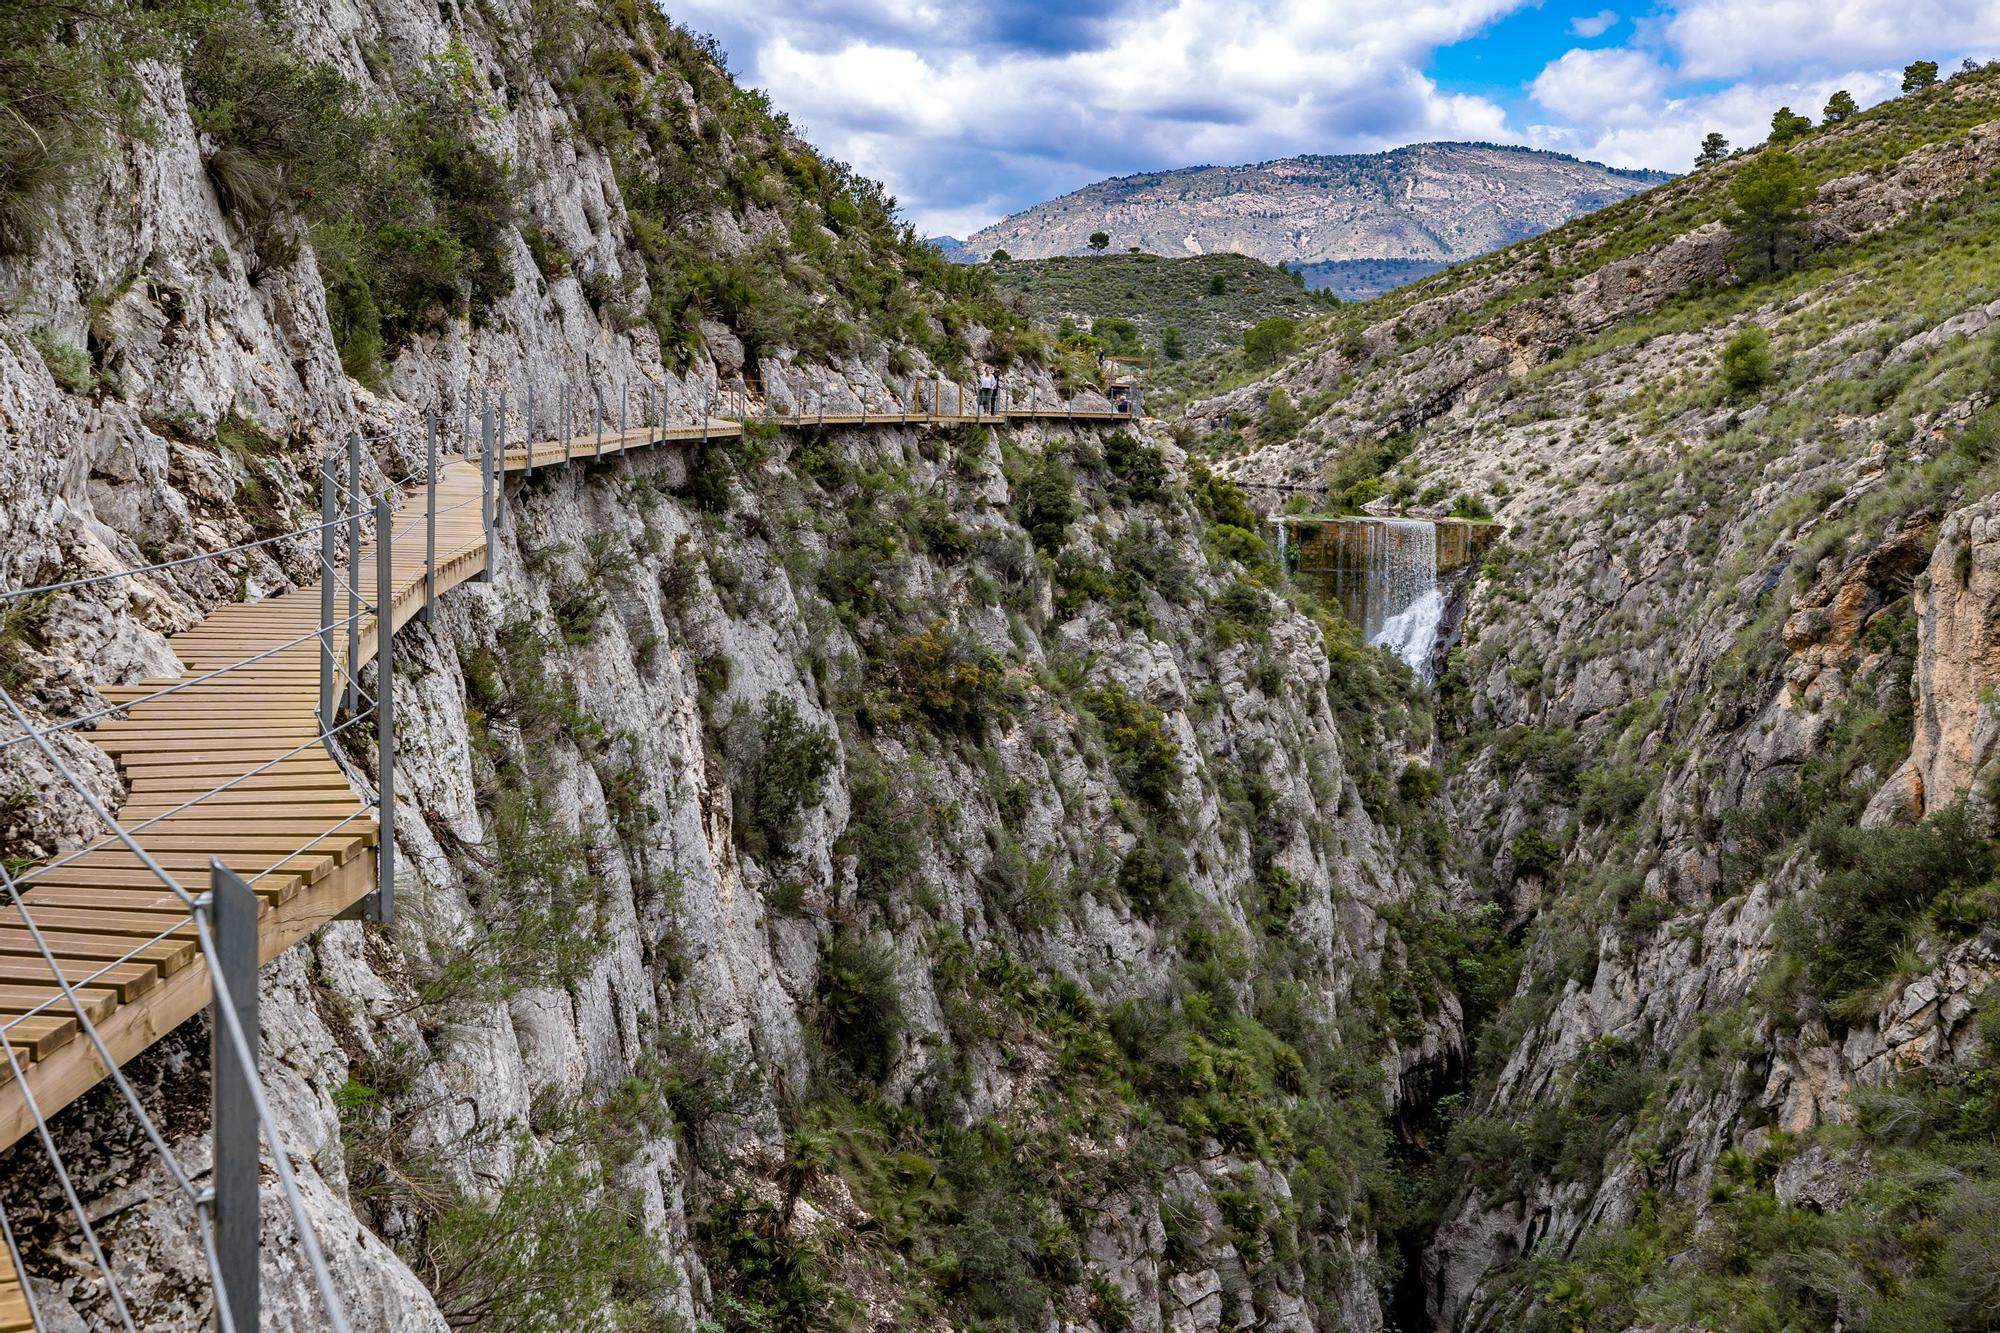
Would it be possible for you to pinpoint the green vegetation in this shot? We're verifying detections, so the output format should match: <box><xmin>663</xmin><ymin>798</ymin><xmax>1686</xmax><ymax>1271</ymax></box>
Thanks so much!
<box><xmin>180</xmin><ymin>19</ymin><xmax>516</xmax><ymax>386</ymax></box>
<box><xmin>339</xmin><ymin>1058</ymin><xmax>678</xmax><ymax>1333</ymax></box>
<box><xmin>1242</xmin><ymin>315</ymin><xmax>1300</xmax><ymax>368</ymax></box>
<box><xmin>1725</xmin><ymin>148</ymin><xmax>1810</xmax><ymax>278</ymax></box>
<box><xmin>991</xmin><ymin>252</ymin><xmax>1330</xmax><ymax>359</ymax></box>
<box><xmin>29</xmin><ymin>328</ymin><xmax>94</xmax><ymax>394</ymax></box>
<box><xmin>1524</xmin><ymin>999</ymin><xmax>2000</xmax><ymax>1332</ymax></box>
<box><xmin>1720</xmin><ymin>326</ymin><xmax>1773</xmax><ymax>395</ymax></box>
<box><xmin>1768</xmin><ymin>105</ymin><xmax>1814</xmax><ymax>144</ymax></box>
<box><xmin>729</xmin><ymin>695</ymin><xmax>838</xmax><ymax>863</ymax></box>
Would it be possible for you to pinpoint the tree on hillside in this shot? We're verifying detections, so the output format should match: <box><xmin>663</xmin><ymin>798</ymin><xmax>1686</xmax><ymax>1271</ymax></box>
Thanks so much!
<box><xmin>1088</xmin><ymin>231</ymin><xmax>1110</xmax><ymax>252</ymax></box>
<box><xmin>1160</xmin><ymin>326</ymin><xmax>1185</xmax><ymax>361</ymax></box>
<box><xmin>1721</xmin><ymin>327</ymin><xmax>1773</xmax><ymax>396</ymax></box>
<box><xmin>1206</xmin><ymin>273</ymin><xmax>1227</xmax><ymax>296</ymax></box>
<box><xmin>1696</xmin><ymin>132</ymin><xmax>1730</xmax><ymax>167</ymax></box>
<box><xmin>1769</xmin><ymin>106</ymin><xmax>1813</xmax><ymax>144</ymax></box>
<box><xmin>1903</xmin><ymin>59</ymin><xmax>1940</xmax><ymax>92</ymax></box>
<box><xmin>1243</xmin><ymin>316</ymin><xmax>1299</xmax><ymax>368</ymax></box>
<box><xmin>1725</xmin><ymin>148</ymin><xmax>1810</xmax><ymax>278</ymax></box>
<box><xmin>989</xmin><ymin>248</ymin><xmax>1010</xmax><ymax>262</ymax></box>
<box><xmin>1092</xmin><ymin>316</ymin><xmax>1144</xmax><ymax>357</ymax></box>
<box><xmin>1822</xmin><ymin>90</ymin><xmax>1858</xmax><ymax>123</ymax></box>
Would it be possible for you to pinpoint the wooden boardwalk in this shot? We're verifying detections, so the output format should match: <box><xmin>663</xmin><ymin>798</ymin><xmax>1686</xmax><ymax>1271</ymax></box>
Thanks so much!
<box><xmin>0</xmin><ymin>400</ymin><xmax>1134</xmax><ymax>1320</ymax></box>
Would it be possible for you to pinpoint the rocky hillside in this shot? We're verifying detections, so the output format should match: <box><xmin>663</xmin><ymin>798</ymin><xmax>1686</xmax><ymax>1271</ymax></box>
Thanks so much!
<box><xmin>1194</xmin><ymin>60</ymin><xmax>2000</xmax><ymax>1330</ymax></box>
<box><xmin>964</xmin><ymin>144</ymin><xmax>1669</xmax><ymax>267</ymax></box>
<box><xmin>992</xmin><ymin>252</ymin><xmax>1335</xmax><ymax>359</ymax></box>
<box><xmin>0</xmin><ymin>1</ymin><xmax>1460</xmax><ymax>1330</ymax></box>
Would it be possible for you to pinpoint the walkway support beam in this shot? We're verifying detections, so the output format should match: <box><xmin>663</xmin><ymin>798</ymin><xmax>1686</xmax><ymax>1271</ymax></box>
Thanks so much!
<box><xmin>373</xmin><ymin>491</ymin><xmax>396</xmax><ymax>924</ymax></box>
<box><xmin>317</xmin><ymin>463</ymin><xmax>337</xmax><ymax>730</ymax></box>
<box><xmin>343</xmin><ymin>433</ymin><xmax>361</xmax><ymax>714</ymax></box>
<box><xmin>210</xmin><ymin>859</ymin><xmax>260</xmax><ymax>1333</ymax></box>
<box><xmin>478</xmin><ymin>403</ymin><xmax>494</xmax><ymax>584</ymax></box>
<box><xmin>422</xmin><ymin>413</ymin><xmax>438</xmax><ymax>626</ymax></box>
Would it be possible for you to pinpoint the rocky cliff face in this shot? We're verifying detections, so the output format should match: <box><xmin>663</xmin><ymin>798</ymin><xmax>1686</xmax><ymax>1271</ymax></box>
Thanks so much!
<box><xmin>0</xmin><ymin>1</ymin><xmax>1464</xmax><ymax>1329</ymax></box>
<box><xmin>1193</xmin><ymin>63</ymin><xmax>2000</xmax><ymax>1331</ymax></box>
<box><xmin>965</xmin><ymin>144</ymin><xmax>1669</xmax><ymax>266</ymax></box>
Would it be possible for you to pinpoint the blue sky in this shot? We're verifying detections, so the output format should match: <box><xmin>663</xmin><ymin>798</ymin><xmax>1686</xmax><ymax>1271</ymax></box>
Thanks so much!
<box><xmin>668</xmin><ymin>0</ymin><xmax>2000</xmax><ymax>237</ymax></box>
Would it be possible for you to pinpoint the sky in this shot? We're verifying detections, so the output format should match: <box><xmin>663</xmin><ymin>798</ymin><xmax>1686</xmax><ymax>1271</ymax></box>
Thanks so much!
<box><xmin>667</xmin><ymin>0</ymin><xmax>2000</xmax><ymax>238</ymax></box>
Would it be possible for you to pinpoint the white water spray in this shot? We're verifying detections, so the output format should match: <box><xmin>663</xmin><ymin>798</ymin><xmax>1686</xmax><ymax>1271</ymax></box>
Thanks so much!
<box><xmin>1361</xmin><ymin>519</ymin><xmax>1443</xmax><ymax>677</ymax></box>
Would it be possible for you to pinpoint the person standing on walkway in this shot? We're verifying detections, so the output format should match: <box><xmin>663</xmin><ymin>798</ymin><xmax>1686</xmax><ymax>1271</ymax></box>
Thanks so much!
<box><xmin>978</xmin><ymin>366</ymin><xmax>998</xmax><ymax>415</ymax></box>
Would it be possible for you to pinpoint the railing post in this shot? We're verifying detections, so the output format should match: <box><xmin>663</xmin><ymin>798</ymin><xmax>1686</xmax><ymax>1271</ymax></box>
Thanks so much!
<box><xmin>462</xmin><ymin>383</ymin><xmax>472</xmax><ymax>460</ymax></box>
<box><xmin>318</xmin><ymin>463</ymin><xmax>336</xmax><ymax>730</ymax></box>
<box><xmin>373</xmin><ymin>491</ymin><xmax>396</xmax><ymax>924</ymax></box>
<box><xmin>209</xmin><ymin>858</ymin><xmax>259</xmax><ymax>1333</ymax></box>
<box><xmin>620</xmin><ymin>380</ymin><xmax>627</xmax><ymax>446</ymax></box>
<box><xmin>422</xmin><ymin>412</ymin><xmax>438</xmax><ymax>626</ymax></box>
<box><xmin>344</xmin><ymin>433</ymin><xmax>361</xmax><ymax>714</ymax></box>
<box><xmin>495</xmin><ymin>390</ymin><xmax>508</xmax><ymax>530</ymax></box>
<box><xmin>525</xmin><ymin>384</ymin><xmax>536</xmax><ymax>478</ymax></box>
<box><xmin>478</xmin><ymin>403</ymin><xmax>494</xmax><ymax>584</ymax></box>
<box><xmin>563</xmin><ymin>385</ymin><xmax>572</xmax><ymax>467</ymax></box>
<box><xmin>595</xmin><ymin>382</ymin><xmax>604</xmax><ymax>459</ymax></box>
<box><xmin>702</xmin><ymin>395</ymin><xmax>710</xmax><ymax>444</ymax></box>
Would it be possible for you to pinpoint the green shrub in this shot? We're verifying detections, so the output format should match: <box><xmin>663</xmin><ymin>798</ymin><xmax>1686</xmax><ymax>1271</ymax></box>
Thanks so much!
<box><xmin>730</xmin><ymin>695</ymin><xmax>838</xmax><ymax>863</ymax></box>
<box><xmin>1103</xmin><ymin>429</ymin><xmax>1167</xmax><ymax>500</ymax></box>
<box><xmin>424</xmin><ymin>1131</ymin><xmax>676</xmax><ymax>1331</ymax></box>
<box><xmin>1777</xmin><ymin>804</ymin><xmax>1995</xmax><ymax>1011</ymax></box>
<box><xmin>1082</xmin><ymin>684</ymin><xmax>1180</xmax><ymax>811</ymax></box>
<box><xmin>1016</xmin><ymin>451</ymin><xmax>1081</xmax><ymax>552</ymax></box>
<box><xmin>28</xmin><ymin>328</ymin><xmax>94</xmax><ymax>394</ymax></box>
<box><xmin>1510</xmin><ymin>827</ymin><xmax>1564</xmax><ymax>880</ymax></box>
<box><xmin>814</xmin><ymin>934</ymin><xmax>904</xmax><ymax>1081</ymax></box>
<box><xmin>1260</xmin><ymin>387</ymin><xmax>1303</xmax><ymax>442</ymax></box>
<box><xmin>1243</xmin><ymin>315</ymin><xmax>1299</xmax><ymax>367</ymax></box>
<box><xmin>864</xmin><ymin>622</ymin><xmax>1010</xmax><ymax>739</ymax></box>
<box><xmin>1721</xmin><ymin>327</ymin><xmax>1774</xmax><ymax>396</ymax></box>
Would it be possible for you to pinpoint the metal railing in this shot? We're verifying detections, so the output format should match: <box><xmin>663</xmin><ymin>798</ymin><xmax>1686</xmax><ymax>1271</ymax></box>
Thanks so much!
<box><xmin>0</xmin><ymin>368</ymin><xmax>1132</xmax><ymax>1329</ymax></box>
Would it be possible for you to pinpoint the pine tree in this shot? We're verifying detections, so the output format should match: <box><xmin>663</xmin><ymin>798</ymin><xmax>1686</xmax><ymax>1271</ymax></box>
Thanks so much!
<box><xmin>1822</xmin><ymin>90</ymin><xmax>1858</xmax><ymax>123</ymax></box>
<box><xmin>1769</xmin><ymin>106</ymin><xmax>1813</xmax><ymax>144</ymax></box>
<box><xmin>1696</xmin><ymin>132</ymin><xmax>1730</xmax><ymax>167</ymax></box>
<box><xmin>1725</xmin><ymin>149</ymin><xmax>1810</xmax><ymax>278</ymax></box>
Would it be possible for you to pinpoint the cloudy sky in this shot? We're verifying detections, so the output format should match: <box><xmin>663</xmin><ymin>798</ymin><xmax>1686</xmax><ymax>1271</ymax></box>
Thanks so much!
<box><xmin>669</xmin><ymin>0</ymin><xmax>2000</xmax><ymax>238</ymax></box>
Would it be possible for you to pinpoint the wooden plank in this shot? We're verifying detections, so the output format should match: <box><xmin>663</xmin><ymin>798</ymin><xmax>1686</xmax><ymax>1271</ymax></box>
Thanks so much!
<box><xmin>0</xmin><ymin>986</ymin><xmax>117</xmax><ymax>1026</ymax></box>
<box><xmin>0</xmin><ymin>957</ymin><xmax>156</xmax><ymax>1003</ymax></box>
<box><xmin>0</xmin><ymin>926</ymin><xmax>200</xmax><ymax>972</ymax></box>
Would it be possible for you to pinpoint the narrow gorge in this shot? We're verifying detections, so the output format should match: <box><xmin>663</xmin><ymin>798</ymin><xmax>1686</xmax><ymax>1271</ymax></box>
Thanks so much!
<box><xmin>1</xmin><ymin>3</ymin><xmax>1999</xmax><ymax>1333</ymax></box>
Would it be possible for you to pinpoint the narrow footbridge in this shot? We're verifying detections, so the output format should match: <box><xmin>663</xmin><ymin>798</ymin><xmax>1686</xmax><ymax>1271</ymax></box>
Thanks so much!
<box><xmin>0</xmin><ymin>387</ymin><xmax>1133</xmax><ymax>1328</ymax></box>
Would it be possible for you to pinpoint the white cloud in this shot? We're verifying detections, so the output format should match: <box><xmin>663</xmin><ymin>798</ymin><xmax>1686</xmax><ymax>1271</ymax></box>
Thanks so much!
<box><xmin>1530</xmin><ymin>47</ymin><xmax>1670</xmax><ymax>121</ymax></box>
<box><xmin>666</xmin><ymin>0</ymin><xmax>2000</xmax><ymax>233</ymax></box>
<box><xmin>1664</xmin><ymin>0</ymin><xmax>2000</xmax><ymax>81</ymax></box>
<box><xmin>676</xmin><ymin>0</ymin><xmax>1532</xmax><ymax>234</ymax></box>
<box><xmin>1528</xmin><ymin>67</ymin><xmax>1904</xmax><ymax>171</ymax></box>
<box><xmin>1570</xmin><ymin>9</ymin><xmax>1619</xmax><ymax>38</ymax></box>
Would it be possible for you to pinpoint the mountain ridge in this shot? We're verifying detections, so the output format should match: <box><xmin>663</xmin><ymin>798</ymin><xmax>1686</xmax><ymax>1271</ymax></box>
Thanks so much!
<box><xmin>965</xmin><ymin>140</ymin><xmax>1672</xmax><ymax>266</ymax></box>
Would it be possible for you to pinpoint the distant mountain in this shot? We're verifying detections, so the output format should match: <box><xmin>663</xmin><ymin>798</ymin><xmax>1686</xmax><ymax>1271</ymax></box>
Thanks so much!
<box><xmin>962</xmin><ymin>142</ymin><xmax>1671</xmax><ymax>266</ymax></box>
<box><xmin>1292</xmin><ymin>257</ymin><xmax>1451</xmax><ymax>301</ymax></box>
<box><xmin>925</xmin><ymin>236</ymin><xmax>975</xmax><ymax>264</ymax></box>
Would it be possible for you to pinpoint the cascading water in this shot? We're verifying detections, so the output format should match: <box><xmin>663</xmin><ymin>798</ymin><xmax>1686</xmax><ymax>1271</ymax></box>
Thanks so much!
<box><xmin>1362</xmin><ymin>519</ymin><xmax>1443</xmax><ymax>676</ymax></box>
<box><xmin>1290</xmin><ymin>517</ymin><xmax>1474</xmax><ymax>681</ymax></box>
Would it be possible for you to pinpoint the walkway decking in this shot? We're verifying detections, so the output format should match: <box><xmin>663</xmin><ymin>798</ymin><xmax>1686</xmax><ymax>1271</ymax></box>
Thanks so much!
<box><xmin>0</xmin><ymin>399</ymin><xmax>1135</xmax><ymax>1321</ymax></box>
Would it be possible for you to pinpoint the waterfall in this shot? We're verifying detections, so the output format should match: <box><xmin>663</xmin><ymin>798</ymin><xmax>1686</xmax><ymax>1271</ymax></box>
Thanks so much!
<box><xmin>1362</xmin><ymin>519</ymin><xmax>1442</xmax><ymax>676</ymax></box>
<box><xmin>1291</xmin><ymin>516</ymin><xmax>1455</xmax><ymax>679</ymax></box>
